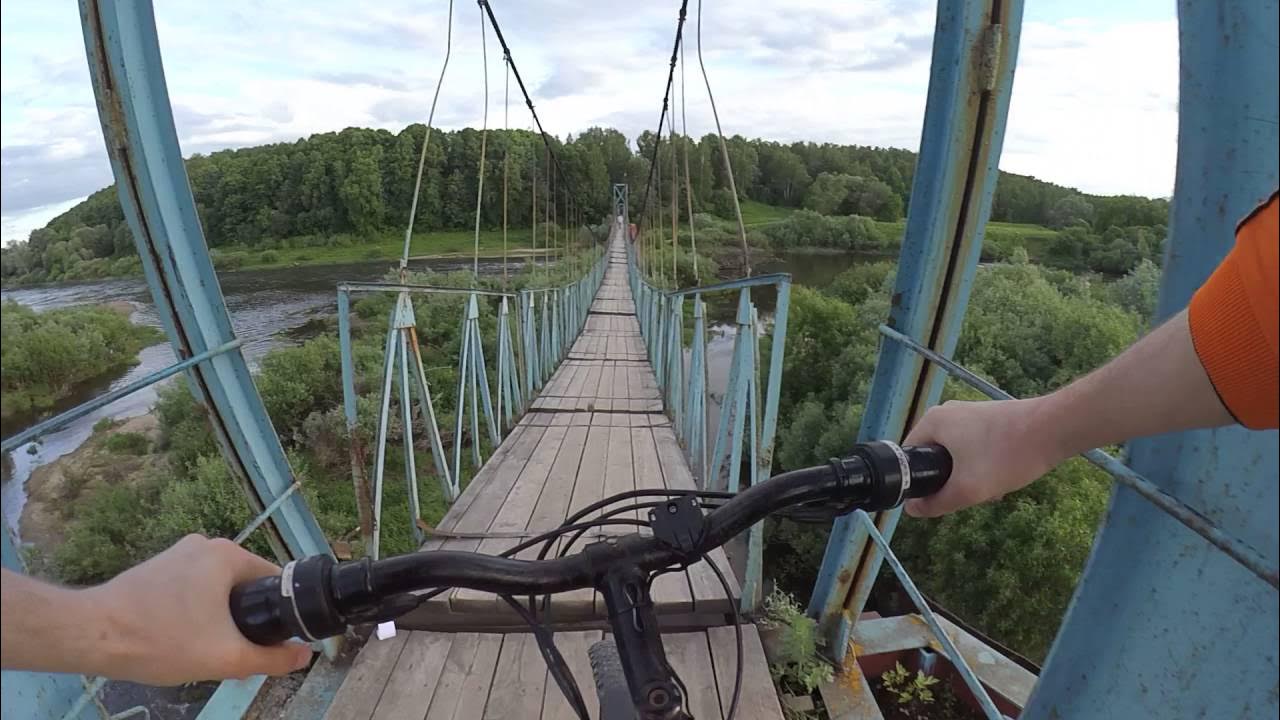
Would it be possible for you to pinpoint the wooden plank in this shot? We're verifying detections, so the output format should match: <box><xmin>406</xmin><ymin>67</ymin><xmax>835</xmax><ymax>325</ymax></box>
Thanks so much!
<box><xmin>819</xmin><ymin>669</ymin><xmax>885</xmax><ymax>720</ymax></box>
<box><xmin>595</xmin><ymin>425</ymin><xmax>637</xmax><ymax>615</ymax></box>
<box><xmin>708</xmin><ymin>625</ymin><xmax>785</xmax><ymax>720</ymax></box>
<box><xmin>651</xmin><ymin>424</ymin><xmax>741</xmax><ymax>609</ymax></box>
<box><xmin>435</xmin><ymin>425</ymin><xmax>548</xmax><ymax>551</ymax></box>
<box><xmin>596</xmin><ymin>361</ymin><xmax>616</xmax><ymax>409</ymax></box>
<box><xmin>540</xmin><ymin>630</ymin><xmax>605</xmax><ymax>720</ymax></box>
<box><xmin>626</xmin><ymin>363</ymin><xmax>645</xmax><ymax>402</ymax></box>
<box><xmin>419</xmin><ymin>426</ymin><xmax>547</xmax><ymax>614</ymax></box>
<box><xmin>523</xmin><ymin>425</ymin><xmax>591</xmax><ymax>557</ymax></box>
<box><xmin>665</xmin><ymin>632</ymin><xmax>725</xmax><ymax>720</ymax></box>
<box><xmin>452</xmin><ymin>426</ymin><xmax>569</xmax><ymax>612</ymax></box>
<box><xmin>558</xmin><ymin>424</ymin><xmax>611</xmax><ymax>614</ymax></box>
<box><xmin>632</xmin><ymin>425</ymin><xmax>695</xmax><ymax>614</ymax></box>
<box><xmin>370</xmin><ymin>632</ymin><xmax>454</xmax><ymax>720</ymax></box>
<box><xmin>482</xmin><ymin>634</ymin><xmax>548</xmax><ymax>720</ymax></box>
<box><xmin>322</xmin><ymin>633</ymin><xmax>409</xmax><ymax>720</ymax></box>
<box><xmin>423</xmin><ymin>424</ymin><xmax>532</xmax><ymax>545</ymax></box>
<box><xmin>433</xmin><ymin>633</ymin><xmax>504</xmax><ymax>720</ymax></box>
<box><xmin>421</xmin><ymin>633</ymin><xmax>480</xmax><ymax>720</ymax></box>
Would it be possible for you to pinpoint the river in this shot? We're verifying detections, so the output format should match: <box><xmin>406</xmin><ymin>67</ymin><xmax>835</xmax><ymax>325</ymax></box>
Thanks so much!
<box><xmin>0</xmin><ymin>257</ymin><xmax>530</xmax><ymax>538</ymax></box>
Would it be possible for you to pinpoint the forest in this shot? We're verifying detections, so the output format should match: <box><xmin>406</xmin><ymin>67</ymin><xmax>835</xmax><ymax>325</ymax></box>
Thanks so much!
<box><xmin>1</xmin><ymin>124</ymin><xmax>1168</xmax><ymax>284</ymax></box>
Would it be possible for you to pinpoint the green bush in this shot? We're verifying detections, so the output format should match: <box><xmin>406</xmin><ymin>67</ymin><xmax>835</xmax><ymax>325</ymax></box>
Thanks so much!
<box><xmin>1</xmin><ymin>301</ymin><xmax>162</xmax><ymax>422</ymax></box>
<box><xmin>762</xmin><ymin>589</ymin><xmax>833</xmax><ymax>695</ymax></box>
<box><xmin>257</xmin><ymin>249</ymin><xmax>280</xmax><ymax>264</ymax></box>
<box><xmin>103</xmin><ymin>431</ymin><xmax>150</xmax><ymax>455</ymax></box>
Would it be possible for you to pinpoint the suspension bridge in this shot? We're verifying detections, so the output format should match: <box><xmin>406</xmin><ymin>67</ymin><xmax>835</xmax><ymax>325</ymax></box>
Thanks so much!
<box><xmin>2</xmin><ymin>0</ymin><xmax>1276</xmax><ymax>719</ymax></box>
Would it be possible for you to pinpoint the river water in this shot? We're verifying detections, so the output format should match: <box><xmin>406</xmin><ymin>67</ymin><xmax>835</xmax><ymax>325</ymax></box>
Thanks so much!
<box><xmin>0</xmin><ymin>257</ymin><xmax>528</xmax><ymax>538</ymax></box>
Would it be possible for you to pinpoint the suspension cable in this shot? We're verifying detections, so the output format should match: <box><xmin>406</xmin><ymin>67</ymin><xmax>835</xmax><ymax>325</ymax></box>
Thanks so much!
<box><xmin>636</xmin><ymin>0</ymin><xmax>690</xmax><ymax>244</ymax></box>
<box><xmin>400</xmin><ymin>0</ymin><xmax>455</xmax><ymax>278</ymax></box>
<box><xmin>531</xmin><ymin>147</ymin><xmax>537</xmax><ymax>281</ymax></box>
<box><xmin>471</xmin><ymin>1</ymin><xmax>491</xmax><ymax>280</ymax></box>
<box><xmin>669</xmin><ymin>97</ymin><xmax>679</xmax><ymax>282</ymax></box>
<box><xmin>680</xmin><ymin>38</ymin><xmax>698</xmax><ymax>283</ymax></box>
<box><xmin>697</xmin><ymin>0</ymin><xmax>750</xmax><ymax>275</ymax></box>
<box><xmin>478</xmin><ymin>0</ymin><xmax>588</xmax><ymax>237</ymax></box>
<box><xmin>502</xmin><ymin>54</ymin><xmax>510</xmax><ymax>289</ymax></box>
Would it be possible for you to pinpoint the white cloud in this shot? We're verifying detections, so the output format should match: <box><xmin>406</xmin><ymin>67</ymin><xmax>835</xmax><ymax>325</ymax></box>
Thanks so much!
<box><xmin>1</xmin><ymin>0</ymin><xmax>1179</xmax><ymax>244</ymax></box>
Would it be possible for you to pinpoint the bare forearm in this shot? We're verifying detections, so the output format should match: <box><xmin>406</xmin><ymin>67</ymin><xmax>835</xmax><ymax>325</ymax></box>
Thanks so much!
<box><xmin>1</xmin><ymin>570</ymin><xmax>121</xmax><ymax>675</ymax></box>
<box><xmin>3</xmin><ymin>537</ymin><xmax>311</xmax><ymax>685</ymax></box>
<box><xmin>1032</xmin><ymin>308</ymin><xmax>1233</xmax><ymax>463</ymax></box>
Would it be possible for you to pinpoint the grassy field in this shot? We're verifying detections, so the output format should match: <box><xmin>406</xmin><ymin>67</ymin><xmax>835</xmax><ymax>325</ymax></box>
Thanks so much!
<box><xmin>867</xmin><ymin>218</ymin><xmax>1056</xmax><ymax>259</ymax></box>
<box><xmin>739</xmin><ymin>199</ymin><xmax>795</xmax><ymax>226</ymax></box>
<box><xmin>218</xmin><ymin>227</ymin><xmax>562</xmax><ymax>271</ymax></box>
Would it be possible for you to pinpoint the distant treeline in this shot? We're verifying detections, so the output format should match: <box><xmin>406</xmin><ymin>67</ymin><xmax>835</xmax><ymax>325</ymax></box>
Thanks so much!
<box><xmin>1</xmin><ymin>125</ymin><xmax>1168</xmax><ymax>284</ymax></box>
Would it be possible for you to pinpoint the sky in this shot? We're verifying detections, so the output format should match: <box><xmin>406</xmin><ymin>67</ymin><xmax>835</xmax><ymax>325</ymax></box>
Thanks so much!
<box><xmin>0</xmin><ymin>0</ymin><xmax>1178</xmax><ymax>245</ymax></box>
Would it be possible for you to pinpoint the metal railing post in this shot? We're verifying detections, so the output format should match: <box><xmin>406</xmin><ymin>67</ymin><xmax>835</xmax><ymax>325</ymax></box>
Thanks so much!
<box><xmin>807</xmin><ymin>0</ymin><xmax>1025</xmax><ymax>664</ymax></box>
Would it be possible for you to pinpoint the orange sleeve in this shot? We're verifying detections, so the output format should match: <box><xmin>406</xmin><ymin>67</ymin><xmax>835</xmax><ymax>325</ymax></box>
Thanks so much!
<box><xmin>1188</xmin><ymin>190</ymin><xmax>1279</xmax><ymax>429</ymax></box>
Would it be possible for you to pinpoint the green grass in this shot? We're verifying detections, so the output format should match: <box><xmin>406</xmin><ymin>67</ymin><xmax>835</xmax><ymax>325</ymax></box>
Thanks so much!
<box><xmin>217</xmin><ymin>227</ymin><xmax>560</xmax><ymax>272</ymax></box>
<box><xmin>739</xmin><ymin>199</ymin><xmax>795</xmax><ymax>226</ymax></box>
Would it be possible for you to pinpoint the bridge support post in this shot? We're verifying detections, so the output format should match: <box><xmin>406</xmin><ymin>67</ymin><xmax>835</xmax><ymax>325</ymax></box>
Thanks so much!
<box><xmin>1021</xmin><ymin>2</ymin><xmax>1279</xmax><ymax>716</ymax></box>
<box><xmin>807</xmin><ymin>0</ymin><xmax>1024</xmax><ymax>663</ymax></box>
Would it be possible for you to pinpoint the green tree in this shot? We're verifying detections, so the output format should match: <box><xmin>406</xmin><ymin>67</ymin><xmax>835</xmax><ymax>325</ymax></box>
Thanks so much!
<box><xmin>1046</xmin><ymin>193</ymin><xmax>1096</xmax><ymax>229</ymax></box>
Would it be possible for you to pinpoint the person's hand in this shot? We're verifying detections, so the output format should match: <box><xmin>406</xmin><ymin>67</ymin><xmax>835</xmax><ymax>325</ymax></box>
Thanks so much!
<box><xmin>87</xmin><ymin>534</ymin><xmax>313</xmax><ymax>685</ymax></box>
<box><xmin>903</xmin><ymin>398</ymin><xmax>1065</xmax><ymax>518</ymax></box>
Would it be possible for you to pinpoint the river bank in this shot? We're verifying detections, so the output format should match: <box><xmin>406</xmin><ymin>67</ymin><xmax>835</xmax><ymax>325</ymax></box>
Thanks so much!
<box><xmin>0</xmin><ymin>227</ymin><xmax>557</xmax><ymax>288</ymax></box>
<box><xmin>19</xmin><ymin>413</ymin><xmax>161</xmax><ymax>556</ymax></box>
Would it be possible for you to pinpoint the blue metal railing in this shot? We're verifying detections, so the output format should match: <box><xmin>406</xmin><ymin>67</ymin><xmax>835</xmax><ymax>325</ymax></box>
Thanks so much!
<box><xmin>807</xmin><ymin>2</ymin><xmax>1278</xmax><ymax>719</ymax></box>
<box><xmin>625</xmin><ymin>239</ymin><xmax>791</xmax><ymax>613</ymax></box>
<box><xmin>3</xmin><ymin>4</ymin><xmax>338</xmax><ymax>718</ymax></box>
<box><xmin>336</xmin><ymin>250</ymin><xmax>607</xmax><ymax>560</ymax></box>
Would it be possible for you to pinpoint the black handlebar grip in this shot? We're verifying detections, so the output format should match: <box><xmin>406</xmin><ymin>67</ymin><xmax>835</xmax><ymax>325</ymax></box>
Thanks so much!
<box><xmin>903</xmin><ymin>444</ymin><xmax>952</xmax><ymax>500</ymax></box>
<box><xmin>230</xmin><ymin>574</ymin><xmax>303</xmax><ymax>646</ymax></box>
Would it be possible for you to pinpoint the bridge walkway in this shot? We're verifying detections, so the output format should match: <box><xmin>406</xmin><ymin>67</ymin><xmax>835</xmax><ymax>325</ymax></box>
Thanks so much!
<box><xmin>318</xmin><ymin>230</ymin><xmax>785</xmax><ymax>719</ymax></box>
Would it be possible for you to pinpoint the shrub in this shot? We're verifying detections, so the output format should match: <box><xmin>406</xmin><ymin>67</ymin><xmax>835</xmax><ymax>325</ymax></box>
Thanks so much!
<box><xmin>257</xmin><ymin>250</ymin><xmax>280</xmax><ymax>264</ymax></box>
<box><xmin>103</xmin><ymin>431</ymin><xmax>150</xmax><ymax>455</ymax></box>
<box><xmin>761</xmin><ymin>589</ymin><xmax>833</xmax><ymax>695</ymax></box>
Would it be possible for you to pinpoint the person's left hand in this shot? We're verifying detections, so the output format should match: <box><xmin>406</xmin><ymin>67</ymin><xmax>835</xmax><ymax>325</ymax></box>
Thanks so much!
<box><xmin>88</xmin><ymin>534</ymin><xmax>314</xmax><ymax>685</ymax></box>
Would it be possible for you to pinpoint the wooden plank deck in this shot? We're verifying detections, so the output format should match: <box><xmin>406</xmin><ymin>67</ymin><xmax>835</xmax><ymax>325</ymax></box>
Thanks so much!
<box><xmin>324</xmin><ymin>230</ymin><xmax>782</xmax><ymax>719</ymax></box>
<box><xmin>403</xmin><ymin>236</ymin><xmax>738</xmax><ymax>629</ymax></box>
<box><xmin>322</xmin><ymin>626</ymin><xmax>784</xmax><ymax>720</ymax></box>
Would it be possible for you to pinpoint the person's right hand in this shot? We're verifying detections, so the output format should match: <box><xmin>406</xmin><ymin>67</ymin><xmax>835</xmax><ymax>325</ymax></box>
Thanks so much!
<box><xmin>903</xmin><ymin>398</ymin><xmax>1066</xmax><ymax>518</ymax></box>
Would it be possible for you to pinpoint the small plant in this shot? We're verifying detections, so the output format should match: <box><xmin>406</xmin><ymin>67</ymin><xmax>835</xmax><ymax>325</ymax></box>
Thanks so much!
<box><xmin>93</xmin><ymin>417</ymin><xmax>117</xmax><ymax>434</ymax></box>
<box><xmin>761</xmin><ymin>589</ymin><xmax>834</xmax><ymax>696</ymax></box>
<box><xmin>880</xmin><ymin>662</ymin><xmax>940</xmax><ymax>720</ymax></box>
<box><xmin>103</xmin><ymin>431</ymin><xmax>150</xmax><ymax>455</ymax></box>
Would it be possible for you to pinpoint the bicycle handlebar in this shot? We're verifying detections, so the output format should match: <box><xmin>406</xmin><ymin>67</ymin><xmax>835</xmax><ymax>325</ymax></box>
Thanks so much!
<box><xmin>230</xmin><ymin>441</ymin><xmax>951</xmax><ymax>646</ymax></box>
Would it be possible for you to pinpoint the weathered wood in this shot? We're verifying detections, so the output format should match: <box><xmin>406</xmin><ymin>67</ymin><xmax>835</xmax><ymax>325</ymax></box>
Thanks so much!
<box><xmin>322</xmin><ymin>633</ymin><xmax>408</xmax><ymax>720</ymax></box>
<box><xmin>665</xmin><ymin>632</ymin><xmax>725</xmax><ymax>720</ymax></box>
<box><xmin>482</xmin><ymin>634</ymin><xmax>548</xmax><ymax>720</ymax></box>
<box><xmin>632</xmin><ymin>425</ymin><xmax>695</xmax><ymax>613</ymax></box>
<box><xmin>369</xmin><ymin>632</ymin><xmax>453</xmax><ymax>720</ymax></box>
<box><xmin>419</xmin><ymin>633</ymin><xmax>481</xmax><ymax>720</ymax></box>
<box><xmin>539</xmin><ymin>630</ymin><xmax>605</xmax><ymax>720</ymax></box>
<box><xmin>451</xmin><ymin>425</ymin><xmax>568</xmax><ymax>612</ymax></box>
<box><xmin>708</xmin><ymin>625</ymin><xmax>786</xmax><ymax>720</ymax></box>
<box><xmin>431</xmin><ymin>633</ymin><xmax>503</xmax><ymax>720</ymax></box>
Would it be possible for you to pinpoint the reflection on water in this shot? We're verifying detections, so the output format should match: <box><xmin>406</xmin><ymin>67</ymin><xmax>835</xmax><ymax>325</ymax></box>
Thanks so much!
<box><xmin>0</xmin><ymin>257</ymin><xmax>527</xmax><ymax>536</ymax></box>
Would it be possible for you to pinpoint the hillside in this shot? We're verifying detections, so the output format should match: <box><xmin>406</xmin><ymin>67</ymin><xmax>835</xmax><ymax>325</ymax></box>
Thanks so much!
<box><xmin>0</xmin><ymin>124</ymin><xmax>1168</xmax><ymax>285</ymax></box>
